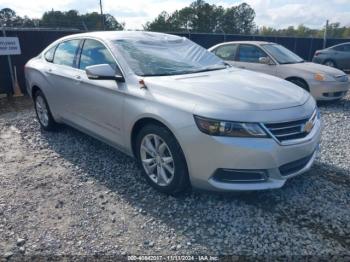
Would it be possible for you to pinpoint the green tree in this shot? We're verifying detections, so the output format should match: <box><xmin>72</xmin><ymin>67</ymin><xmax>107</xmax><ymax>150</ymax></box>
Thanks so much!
<box><xmin>41</xmin><ymin>9</ymin><xmax>124</xmax><ymax>30</ymax></box>
<box><xmin>0</xmin><ymin>8</ymin><xmax>27</xmax><ymax>27</ymax></box>
<box><xmin>219</xmin><ymin>3</ymin><xmax>256</xmax><ymax>34</ymax></box>
<box><xmin>144</xmin><ymin>0</ymin><xmax>255</xmax><ymax>34</ymax></box>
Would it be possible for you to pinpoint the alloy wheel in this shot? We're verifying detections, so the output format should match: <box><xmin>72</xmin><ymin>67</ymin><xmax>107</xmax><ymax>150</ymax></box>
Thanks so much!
<box><xmin>140</xmin><ymin>134</ymin><xmax>175</xmax><ymax>186</ymax></box>
<box><xmin>35</xmin><ymin>95</ymin><xmax>49</xmax><ymax>127</ymax></box>
<box><xmin>325</xmin><ymin>61</ymin><xmax>335</xmax><ymax>67</ymax></box>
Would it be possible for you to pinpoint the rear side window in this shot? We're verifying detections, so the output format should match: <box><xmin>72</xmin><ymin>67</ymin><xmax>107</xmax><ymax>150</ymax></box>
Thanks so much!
<box><xmin>53</xmin><ymin>40</ymin><xmax>80</xmax><ymax>67</ymax></box>
<box><xmin>333</xmin><ymin>45</ymin><xmax>344</xmax><ymax>51</ymax></box>
<box><xmin>238</xmin><ymin>44</ymin><xmax>267</xmax><ymax>63</ymax></box>
<box><xmin>79</xmin><ymin>39</ymin><xmax>116</xmax><ymax>70</ymax></box>
<box><xmin>343</xmin><ymin>44</ymin><xmax>350</xmax><ymax>52</ymax></box>
<box><xmin>332</xmin><ymin>44</ymin><xmax>350</xmax><ymax>52</ymax></box>
<box><xmin>214</xmin><ymin>44</ymin><xmax>237</xmax><ymax>60</ymax></box>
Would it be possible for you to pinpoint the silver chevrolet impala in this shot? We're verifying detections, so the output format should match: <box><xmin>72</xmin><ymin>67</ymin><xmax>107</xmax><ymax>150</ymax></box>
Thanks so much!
<box><xmin>25</xmin><ymin>31</ymin><xmax>321</xmax><ymax>194</ymax></box>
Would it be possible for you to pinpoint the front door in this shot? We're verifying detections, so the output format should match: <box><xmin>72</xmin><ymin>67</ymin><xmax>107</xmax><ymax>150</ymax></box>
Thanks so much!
<box><xmin>69</xmin><ymin>39</ymin><xmax>126</xmax><ymax>147</ymax></box>
<box><xmin>235</xmin><ymin>44</ymin><xmax>277</xmax><ymax>76</ymax></box>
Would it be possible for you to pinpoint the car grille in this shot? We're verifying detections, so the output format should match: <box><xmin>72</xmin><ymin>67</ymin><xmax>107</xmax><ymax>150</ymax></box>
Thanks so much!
<box><xmin>279</xmin><ymin>152</ymin><xmax>314</xmax><ymax>176</ymax></box>
<box><xmin>335</xmin><ymin>75</ymin><xmax>348</xmax><ymax>82</ymax></box>
<box><xmin>263</xmin><ymin>109</ymin><xmax>317</xmax><ymax>143</ymax></box>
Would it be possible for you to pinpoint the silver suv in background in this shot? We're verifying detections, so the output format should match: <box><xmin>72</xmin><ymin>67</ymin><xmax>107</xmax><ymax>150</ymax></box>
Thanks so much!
<box><xmin>25</xmin><ymin>32</ymin><xmax>321</xmax><ymax>194</ymax></box>
<box><xmin>312</xmin><ymin>42</ymin><xmax>350</xmax><ymax>71</ymax></box>
<box><xmin>209</xmin><ymin>41</ymin><xmax>349</xmax><ymax>101</ymax></box>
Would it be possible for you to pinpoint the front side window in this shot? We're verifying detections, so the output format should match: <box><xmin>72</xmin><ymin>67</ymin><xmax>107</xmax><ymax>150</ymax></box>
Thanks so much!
<box><xmin>214</xmin><ymin>44</ymin><xmax>237</xmax><ymax>61</ymax></box>
<box><xmin>53</xmin><ymin>40</ymin><xmax>80</xmax><ymax>67</ymax></box>
<box><xmin>238</xmin><ymin>44</ymin><xmax>267</xmax><ymax>63</ymax></box>
<box><xmin>79</xmin><ymin>39</ymin><xmax>116</xmax><ymax>70</ymax></box>
<box><xmin>262</xmin><ymin>44</ymin><xmax>304</xmax><ymax>64</ymax></box>
<box><xmin>113</xmin><ymin>37</ymin><xmax>226</xmax><ymax>76</ymax></box>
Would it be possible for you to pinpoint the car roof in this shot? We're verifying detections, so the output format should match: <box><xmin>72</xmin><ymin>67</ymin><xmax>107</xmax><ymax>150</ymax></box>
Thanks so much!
<box><xmin>58</xmin><ymin>31</ymin><xmax>184</xmax><ymax>42</ymax></box>
<box><xmin>329</xmin><ymin>42</ymin><xmax>350</xmax><ymax>48</ymax></box>
<box><xmin>209</xmin><ymin>41</ymin><xmax>276</xmax><ymax>50</ymax></box>
<box><xmin>216</xmin><ymin>41</ymin><xmax>274</xmax><ymax>45</ymax></box>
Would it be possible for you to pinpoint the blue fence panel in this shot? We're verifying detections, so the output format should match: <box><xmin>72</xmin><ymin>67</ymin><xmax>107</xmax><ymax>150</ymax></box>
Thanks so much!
<box><xmin>0</xmin><ymin>29</ymin><xmax>348</xmax><ymax>94</ymax></box>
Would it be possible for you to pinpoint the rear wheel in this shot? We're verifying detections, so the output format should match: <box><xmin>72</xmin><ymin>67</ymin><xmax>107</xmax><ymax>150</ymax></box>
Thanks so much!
<box><xmin>34</xmin><ymin>90</ymin><xmax>58</xmax><ymax>131</ymax></box>
<box><xmin>135</xmin><ymin>124</ymin><xmax>190</xmax><ymax>195</ymax></box>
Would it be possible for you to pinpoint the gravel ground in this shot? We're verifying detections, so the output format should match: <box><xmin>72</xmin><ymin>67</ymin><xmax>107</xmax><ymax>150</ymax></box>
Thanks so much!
<box><xmin>0</xmin><ymin>95</ymin><xmax>349</xmax><ymax>261</ymax></box>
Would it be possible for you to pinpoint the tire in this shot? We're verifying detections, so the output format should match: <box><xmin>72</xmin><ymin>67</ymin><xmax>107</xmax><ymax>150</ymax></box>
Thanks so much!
<box><xmin>33</xmin><ymin>90</ymin><xmax>58</xmax><ymax>131</ymax></box>
<box><xmin>135</xmin><ymin>124</ymin><xmax>190</xmax><ymax>195</ymax></box>
<box><xmin>324</xmin><ymin>59</ymin><xmax>336</xmax><ymax>68</ymax></box>
<box><xmin>287</xmin><ymin>78</ymin><xmax>309</xmax><ymax>92</ymax></box>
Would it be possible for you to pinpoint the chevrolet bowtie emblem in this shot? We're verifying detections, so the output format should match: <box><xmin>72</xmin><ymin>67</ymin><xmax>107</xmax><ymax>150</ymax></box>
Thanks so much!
<box><xmin>303</xmin><ymin>120</ymin><xmax>314</xmax><ymax>133</ymax></box>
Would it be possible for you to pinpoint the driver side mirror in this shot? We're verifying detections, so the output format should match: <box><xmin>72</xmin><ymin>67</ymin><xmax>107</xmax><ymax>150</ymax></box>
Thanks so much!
<box><xmin>85</xmin><ymin>64</ymin><xmax>125</xmax><ymax>82</ymax></box>
<box><xmin>259</xmin><ymin>57</ymin><xmax>274</xmax><ymax>65</ymax></box>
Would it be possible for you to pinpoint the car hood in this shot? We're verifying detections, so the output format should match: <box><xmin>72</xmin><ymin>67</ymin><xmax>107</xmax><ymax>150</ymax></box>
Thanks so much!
<box><xmin>281</xmin><ymin>62</ymin><xmax>346</xmax><ymax>76</ymax></box>
<box><xmin>143</xmin><ymin>68</ymin><xmax>310</xmax><ymax>112</ymax></box>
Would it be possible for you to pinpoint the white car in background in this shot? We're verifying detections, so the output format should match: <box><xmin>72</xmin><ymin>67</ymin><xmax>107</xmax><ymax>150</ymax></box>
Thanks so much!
<box><xmin>209</xmin><ymin>41</ymin><xmax>349</xmax><ymax>101</ymax></box>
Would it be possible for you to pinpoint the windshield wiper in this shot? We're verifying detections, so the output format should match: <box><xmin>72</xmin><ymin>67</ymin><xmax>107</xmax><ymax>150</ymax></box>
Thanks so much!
<box><xmin>186</xmin><ymin>65</ymin><xmax>228</xmax><ymax>74</ymax></box>
<box><xmin>140</xmin><ymin>73</ymin><xmax>175</xmax><ymax>77</ymax></box>
<box><xmin>280</xmin><ymin>60</ymin><xmax>304</xmax><ymax>65</ymax></box>
<box><xmin>139</xmin><ymin>64</ymin><xmax>228</xmax><ymax>77</ymax></box>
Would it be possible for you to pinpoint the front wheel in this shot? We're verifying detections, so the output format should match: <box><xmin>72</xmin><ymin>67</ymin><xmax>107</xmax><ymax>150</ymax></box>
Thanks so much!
<box><xmin>135</xmin><ymin>124</ymin><xmax>190</xmax><ymax>195</ymax></box>
<box><xmin>287</xmin><ymin>78</ymin><xmax>309</xmax><ymax>92</ymax></box>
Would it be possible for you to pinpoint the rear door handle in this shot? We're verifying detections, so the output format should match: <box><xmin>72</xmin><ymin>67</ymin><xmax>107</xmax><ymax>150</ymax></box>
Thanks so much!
<box><xmin>47</xmin><ymin>68</ymin><xmax>53</xmax><ymax>73</ymax></box>
<box><xmin>75</xmin><ymin>75</ymin><xmax>82</xmax><ymax>83</ymax></box>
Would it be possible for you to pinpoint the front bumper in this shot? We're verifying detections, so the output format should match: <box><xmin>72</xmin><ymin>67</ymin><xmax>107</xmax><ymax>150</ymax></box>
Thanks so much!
<box><xmin>309</xmin><ymin>79</ymin><xmax>349</xmax><ymax>100</ymax></box>
<box><xmin>178</xmin><ymin>117</ymin><xmax>321</xmax><ymax>191</ymax></box>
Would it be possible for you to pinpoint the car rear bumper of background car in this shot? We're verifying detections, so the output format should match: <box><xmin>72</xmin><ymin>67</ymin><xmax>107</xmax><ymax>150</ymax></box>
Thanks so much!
<box><xmin>178</xmin><ymin>116</ymin><xmax>322</xmax><ymax>192</ymax></box>
<box><xmin>309</xmin><ymin>80</ymin><xmax>349</xmax><ymax>100</ymax></box>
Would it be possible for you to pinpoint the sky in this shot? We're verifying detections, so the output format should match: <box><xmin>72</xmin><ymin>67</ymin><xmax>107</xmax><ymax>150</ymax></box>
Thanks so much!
<box><xmin>0</xmin><ymin>0</ymin><xmax>350</xmax><ymax>30</ymax></box>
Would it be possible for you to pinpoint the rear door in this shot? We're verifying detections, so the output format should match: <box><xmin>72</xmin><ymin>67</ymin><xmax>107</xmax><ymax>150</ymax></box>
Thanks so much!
<box><xmin>70</xmin><ymin>38</ymin><xmax>126</xmax><ymax>147</ymax></box>
<box><xmin>336</xmin><ymin>44</ymin><xmax>350</xmax><ymax>70</ymax></box>
<box><xmin>212</xmin><ymin>44</ymin><xmax>238</xmax><ymax>64</ymax></box>
<box><xmin>44</xmin><ymin>39</ymin><xmax>82</xmax><ymax>120</ymax></box>
<box><xmin>235</xmin><ymin>44</ymin><xmax>277</xmax><ymax>76</ymax></box>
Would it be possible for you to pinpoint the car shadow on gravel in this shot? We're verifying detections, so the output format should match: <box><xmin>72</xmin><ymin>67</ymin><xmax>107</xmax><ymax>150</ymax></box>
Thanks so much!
<box><xmin>38</xmin><ymin>123</ymin><xmax>350</xmax><ymax>253</ymax></box>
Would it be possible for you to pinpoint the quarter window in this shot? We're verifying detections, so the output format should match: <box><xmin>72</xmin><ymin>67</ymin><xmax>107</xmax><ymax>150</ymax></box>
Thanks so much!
<box><xmin>53</xmin><ymin>40</ymin><xmax>80</xmax><ymax>67</ymax></box>
<box><xmin>214</xmin><ymin>44</ymin><xmax>237</xmax><ymax>60</ymax></box>
<box><xmin>238</xmin><ymin>44</ymin><xmax>267</xmax><ymax>63</ymax></box>
<box><xmin>79</xmin><ymin>39</ymin><xmax>116</xmax><ymax>70</ymax></box>
<box><xmin>44</xmin><ymin>46</ymin><xmax>56</xmax><ymax>62</ymax></box>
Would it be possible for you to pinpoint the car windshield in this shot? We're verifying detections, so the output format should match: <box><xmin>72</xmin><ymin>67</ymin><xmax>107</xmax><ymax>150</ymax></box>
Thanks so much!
<box><xmin>262</xmin><ymin>44</ymin><xmax>304</xmax><ymax>64</ymax></box>
<box><xmin>113</xmin><ymin>37</ymin><xmax>227</xmax><ymax>76</ymax></box>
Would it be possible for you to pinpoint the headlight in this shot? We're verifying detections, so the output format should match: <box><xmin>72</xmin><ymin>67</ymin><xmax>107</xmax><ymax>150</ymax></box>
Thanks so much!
<box><xmin>314</xmin><ymin>73</ymin><xmax>334</xmax><ymax>81</ymax></box>
<box><xmin>194</xmin><ymin>116</ymin><xmax>268</xmax><ymax>138</ymax></box>
<box><xmin>314</xmin><ymin>73</ymin><xmax>325</xmax><ymax>81</ymax></box>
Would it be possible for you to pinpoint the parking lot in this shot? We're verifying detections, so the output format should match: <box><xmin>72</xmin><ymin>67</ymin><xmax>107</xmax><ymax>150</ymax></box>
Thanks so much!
<box><xmin>0</xmin><ymin>94</ymin><xmax>349</xmax><ymax>259</ymax></box>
